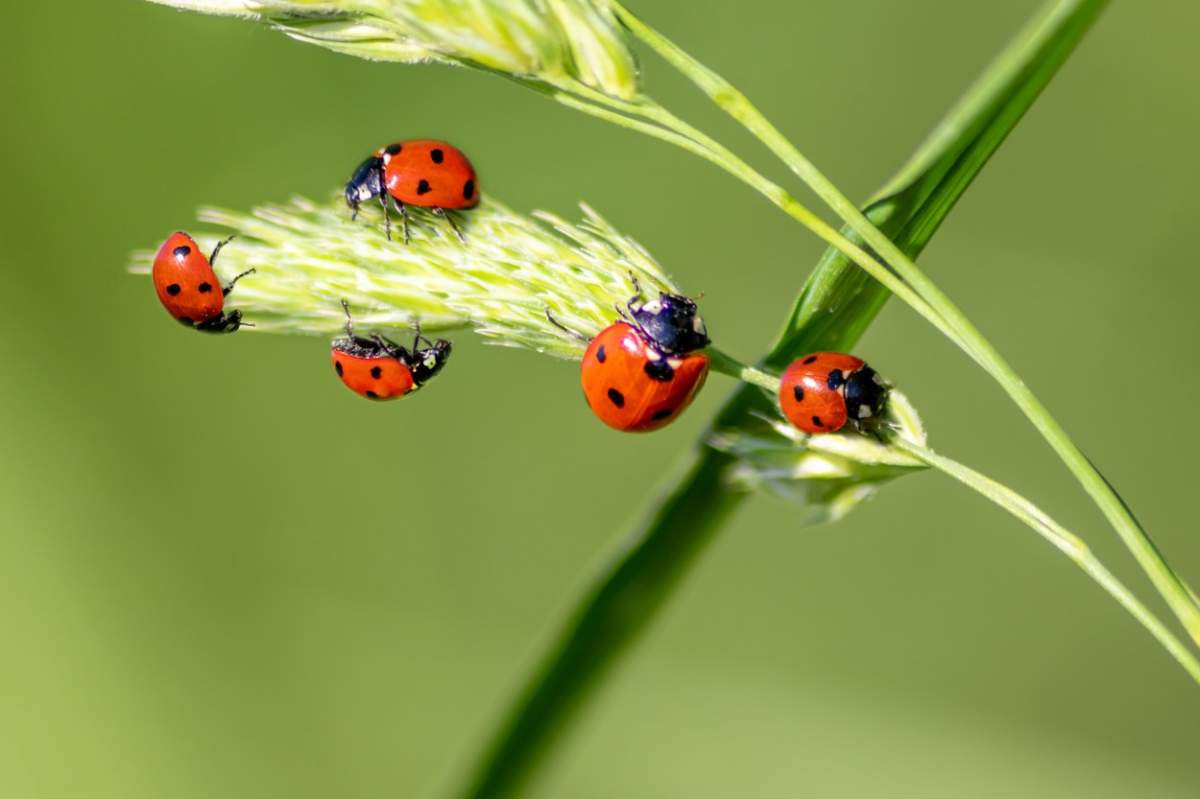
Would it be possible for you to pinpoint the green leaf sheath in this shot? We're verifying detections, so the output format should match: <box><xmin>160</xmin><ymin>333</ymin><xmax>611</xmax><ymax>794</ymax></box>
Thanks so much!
<box><xmin>453</xmin><ymin>4</ymin><xmax>1100</xmax><ymax>797</ymax></box>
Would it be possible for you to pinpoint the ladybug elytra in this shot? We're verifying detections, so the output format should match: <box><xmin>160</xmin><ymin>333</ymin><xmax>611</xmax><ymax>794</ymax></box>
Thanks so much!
<box><xmin>151</xmin><ymin>231</ymin><xmax>253</xmax><ymax>333</ymax></box>
<box><xmin>345</xmin><ymin>139</ymin><xmax>479</xmax><ymax>244</ymax></box>
<box><xmin>778</xmin><ymin>352</ymin><xmax>888</xmax><ymax>434</ymax></box>
<box><xmin>561</xmin><ymin>283</ymin><xmax>711</xmax><ymax>433</ymax></box>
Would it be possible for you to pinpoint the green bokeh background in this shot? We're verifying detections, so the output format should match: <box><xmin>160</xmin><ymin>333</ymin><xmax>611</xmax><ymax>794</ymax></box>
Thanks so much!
<box><xmin>2</xmin><ymin>2</ymin><xmax>1198</xmax><ymax>796</ymax></box>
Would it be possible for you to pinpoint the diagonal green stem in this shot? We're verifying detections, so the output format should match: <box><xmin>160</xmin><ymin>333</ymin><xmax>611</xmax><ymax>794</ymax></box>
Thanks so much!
<box><xmin>891</xmin><ymin>436</ymin><xmax>1200</xmax><ymax>685</ymax></box>
<box><xmin>611</xmin><ymin>0</ymin><xmax>1200</xmax><ymax>645</ymax></box>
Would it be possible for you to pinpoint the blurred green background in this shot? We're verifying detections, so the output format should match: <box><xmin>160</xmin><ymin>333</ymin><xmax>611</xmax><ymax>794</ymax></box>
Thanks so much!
<box><xmin>2</xmin><ymin>1</ymin><xmax>1198</xmax><ymax>796</ymax></box>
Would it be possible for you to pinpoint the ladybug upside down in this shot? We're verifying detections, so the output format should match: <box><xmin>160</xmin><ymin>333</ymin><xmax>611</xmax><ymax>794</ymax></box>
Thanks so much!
<box><xmin>330</xmin><ymin>302</ymin><xmax>452</xmax><ymax>401</ymax></box>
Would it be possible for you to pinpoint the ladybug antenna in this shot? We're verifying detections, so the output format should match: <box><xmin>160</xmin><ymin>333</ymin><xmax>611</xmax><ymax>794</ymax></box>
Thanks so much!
<box><xmin>627</xmin><ymin>271</ymin><xmax>643</xmax><ymax>299</ymax></box>
<box><xmin>340</xmin><ymin>300</ymin><xmax>355</xmax><ymax>337</ymax></box>
<box><xmin>545</xmin><ymin>308</ymin><xmax>590</xmax><ymax>343</ymax></box>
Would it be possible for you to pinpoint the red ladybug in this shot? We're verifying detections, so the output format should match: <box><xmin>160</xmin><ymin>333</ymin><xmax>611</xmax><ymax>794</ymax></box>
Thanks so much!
<box><xmin>778</xmin><ymin>352</ymin><xmax>888</xmax><ymax>434</ymax></box>
<box><xmin>152</xmin><ymin>231</ymin><xmax>253</xmax><ymax>333</ymax></box>
<box><xmin>330</xmin><ymin>302</ymin><xmax>452</xmax><ymax>401</ymax></box>
<box><xmin>557</xmin><ymin>286</ymin><xmax>710</xmax><ymax>433</ymax></box>
<box><xmin>345</xmin><ymin>140</ymin><xmax>479</xmax><ymax>243</ymax></box>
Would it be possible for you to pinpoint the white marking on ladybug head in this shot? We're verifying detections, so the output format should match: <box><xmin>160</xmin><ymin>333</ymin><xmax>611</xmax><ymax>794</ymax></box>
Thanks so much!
<box><xmin>692</xmin><ymin>316</ymin><xmax>707</xmax><ymax>336</ymax></box>
<box><xmin>355</xmin><ymin>185</ymin><xmax>373</xmax><ymax>201</ymax></box>
<box><xmin>858</xmin><ymin>404</ymin><xmax>874</xmax><ymax>419</ymax></box>
<box><xmin>667</xmin><ymin>356</ymin><xmax>683</xmax><ymax>369</ymax></box>
<box><xmin>641</xmin><ymin>299</ymin><xmax>662</xmax><ymax>314</ymax></box>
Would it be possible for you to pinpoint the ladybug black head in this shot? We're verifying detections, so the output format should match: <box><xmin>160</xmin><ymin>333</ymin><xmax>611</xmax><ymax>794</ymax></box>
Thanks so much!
<box><xmin>409</xmin><ymin>338</ymin><xmax>452</xmax><ymax>385</ymax></box>
<box><xmin>843</xmin><ymin>366</ymin><xmax>889</xmax><ymax>425</ymax></box>
<box><xmin>345</xmin><ymin>154</ymin><xmax>385</xmax><ymax>210</ymax></box>
<box><xmin>631</xmin><ymin>292</ymin><xmax>710</xmax><ymax>355</ymax></box>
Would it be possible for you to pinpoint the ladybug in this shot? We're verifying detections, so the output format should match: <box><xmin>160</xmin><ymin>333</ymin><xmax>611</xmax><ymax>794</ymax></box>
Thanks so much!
<box><xmin>778</xmin><ymin>352</ymin><xmax>888</xmax><ymax>434</ymax></box>
<box><xmin>330</xmin><ymin>301</ymin><xmax>452</xmax><ymax>401</ymax></box>
<box><xmin>345</xmin><ymin>140</ymin><xmax>479</xmax><ymax>243</ymax></box>
<box><xmin>555</xmin><ymin>284</ymin><xmax>710</xmax><ymax>433</ymax></box>
<box><xmin>152</xmin><ymin>231</ymin><xmax>253</xmax><ymax>333</ymax></box>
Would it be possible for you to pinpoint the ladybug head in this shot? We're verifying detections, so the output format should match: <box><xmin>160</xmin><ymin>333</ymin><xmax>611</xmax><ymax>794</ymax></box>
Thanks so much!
<box><xmin>409</xmin><ymin>338</ymin><xmax>452</xmax><ymax>385</ymax></box>
<box><xmin>631</xmin><ymin>292</ymin><xmax>710</xmax><ymax>355</ymax></box>
<box><xmin>345</xmin><ymin>154</ymin><xmax>384</xmax><ymax>210</ymax></box>
<box><xmin>843</xmin><ymin>366</ymin><xmax>889</xmax><ymax>424</ymax></box>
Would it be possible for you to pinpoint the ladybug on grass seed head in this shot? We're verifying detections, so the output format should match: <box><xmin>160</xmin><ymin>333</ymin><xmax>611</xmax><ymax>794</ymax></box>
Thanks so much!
<box><xmin>553</xmin><ymin>278</ymin><xmax>711</xmax><ymax>433</ymax></box>
<box><xmin>346</xmin><ymin>139</ymin><xmax>479</xmax><ymax>244</ymax></box>
<box><xmin>152</xmin><ymin>231</ymin><xmax>254</xmax><ymax>333</ymax></box>
<box><xmin>778</xmin><ymin>352</ymin><xmax>888</xmax><ymax>434</ymax></box>
<box><xmin>331</xmin><ymin>301</ymin><xmax>452</xmax><ymax>401</ymax></box>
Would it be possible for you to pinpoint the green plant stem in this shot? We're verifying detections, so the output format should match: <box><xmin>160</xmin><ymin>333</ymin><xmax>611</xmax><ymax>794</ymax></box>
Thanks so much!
<box><xmin>890</xmin><ymin>436</ymin><xmax>1200</xmax><ymax>685</ymax></box>
<box><xmin>610</xmin><ymin>0</ymin><xmax>1200</xmax><ymax>645</ymax></box>
<box><xmin>706</xmin><ymin>348</ymin><xmax>779</xmax><ymax>393</ymax></box>
<box><xmin>548</xmin><ymin>86</ymin><xmax>956</xmax><ymax>346</ymax></box>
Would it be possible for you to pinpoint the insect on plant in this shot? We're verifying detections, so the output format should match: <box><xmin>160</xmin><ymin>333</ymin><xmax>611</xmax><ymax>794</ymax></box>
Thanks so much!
<box><xmin>132</xmin><ymin>1</ymin><xmax>1198</xmax><ymax>797</ymax></box>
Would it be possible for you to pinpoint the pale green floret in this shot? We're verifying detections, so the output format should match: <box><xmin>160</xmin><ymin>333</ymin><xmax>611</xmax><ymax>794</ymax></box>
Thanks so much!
<box><xmin>709</xmin><ymin>388</ymin><xmax>928</xmax><ymax>521</ymax></box>
<box><xmin>129</xmin><ymin>194</ymin><xmax>678</xmax><ymax>359</ymax></box>
<box><xmin>147</xmin><ymin>0</ymin><xmax>641</xmax><ymax>100</ymax></box>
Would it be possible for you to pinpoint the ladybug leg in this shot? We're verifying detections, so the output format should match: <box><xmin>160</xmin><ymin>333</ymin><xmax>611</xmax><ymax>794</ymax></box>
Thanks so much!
<box><xmin>545</xmin><ymin>308</ymin><xmax>590</xmax><ymax>343</ymax></box>
<box><xmin>340</xmin><ymin>299</ymin><xmax>355</xmax><ymax>337</ymax></box>
<box><xmin>194</xmin><ymin>309</ymin><xmax>244</xmax><ymax>334</ymax></box>
<box><xmin>396</xmin><ymin>200</ymin><xmax>411</xmax><ymax>245</ymax></box>
<box><xmin>372</xmin><ymin>333</ymin><xmax>407</xmax><ymax>359</ymax></box>
<box><xmin>208</xmin><ymin>234</ymin><xmax>236</xmax><ymax>265</ymax></box>
<box><xmin>432</xmin><ymin>207</ymin><xmax>467</xmax><ymax>244</ymax></box>
<box><xmin>378</xmin><ymin>186</ymin><xmax>392</xmax><ymax>241</ymax></box>
<box><xmin>222</xmin><ymin>268</ymin><xmax>256</xmax><ymax>297</ymax></box>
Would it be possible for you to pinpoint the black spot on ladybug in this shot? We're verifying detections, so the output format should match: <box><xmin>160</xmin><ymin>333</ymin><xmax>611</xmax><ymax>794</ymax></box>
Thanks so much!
<box><xmin>385</xmin><ymin>143</ymin><xmax>402</xmax><ymax>155</ymax></box>
<box><xmin>335</xmin><ymin>361</ymin><xmax>344</xmax><ymax>376</ymax></box>
<box><xmin>793</xmin><ymin>385</ymin><xmax>804</xmax><ymax>402</ymax></box>
<box><xmin>607</xmin><ymin>388</ymin><xmax>625</xmax><ymax>408</ymax></box>
<box><xmin>463</xmin><ymin>179</ymin><xmax>475</xmax><ymax>200</ymax></box>
<box><xmin>198</xmin><ymin>282</ymin><xmax>213</xmax><ymax>294</ymax></box>
<box><xmin>370</xmin><ymin>366</ymin><xmax>383</xmax><ymax>379</ymax></box>
<box><xmin>366</xmin><ymin>390</ymin><xmax>380</xmax><ymax>399</ymax></box>
<box><xmin>596</xmin><ymin>344</ymin><xmax>606</xmax><ymax>363</ymax></box>
<box><xmin>166</xmin><ymin>283</ymin><xmax>182</xmax><ymax>296</ymax></box>
<box><xmin>417</xmin><ymin>179</ymin><xmax>432</xmax><ymax>195</ymax></box>
<box><xmin>826</xmin><ymin>369</ymin><xmax>844</xmax><ymax>390</ymax></box>
<box><xmin>651</xmin><ymin>408</ymin><xmax>673</xmax><ymax>421</ymax></box>
<box><xmin>431</xmin><ymin>148</ymin><xmax>444</xmax><ymax>164</ymax></box>
<box><xmin>643</xmin><ymin>360</ymin><xmax>675</xmax><ymax>382</ymax></box>
<box><xmin>812</xmin><ymin>415</ymin><xmax>824</xmax><ymax>428</ymax></box>
<box><xmin>802</xmin><ymin>355</ymin><xmax>818</xmax><ymax>365</ymax></box>
<box><xmin>172</xmin><ymin>245</ymin><xmax>191</xmax><ymax>259</ymax></box>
